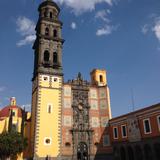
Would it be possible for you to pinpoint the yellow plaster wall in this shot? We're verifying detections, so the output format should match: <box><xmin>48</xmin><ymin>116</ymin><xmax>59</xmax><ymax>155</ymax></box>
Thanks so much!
<box><xmin>36</xmin><ymin>88</ymin><xmax>61</xmax><ymax>157</ymax></box>
<box><xmin>0</xmin><ymin>119</ymin><xmax>6</xmax><ymax>133</ymax></box>
<box><xmin>40</xmin><ymin>75</ymin><xmax>60</xmax><ymax>88</ymax></box>
<box><xmin>31</xmin><ymin>74</ymin><xmax>62</xmax><ymax>158</ymax></box>
<box><xmin>30</xmin><ymin>89</ymin><xmax>37</xmax><ymax>157</ymax></box>
<box><xmin>12</xmin><ymin>117</ymin><xmax>22</xmax><ymax>133</ymax></box>
<box><xmin>0</xmin><ymin>116</ymin><xmax>22</xmax><ymax>133</ymax></box>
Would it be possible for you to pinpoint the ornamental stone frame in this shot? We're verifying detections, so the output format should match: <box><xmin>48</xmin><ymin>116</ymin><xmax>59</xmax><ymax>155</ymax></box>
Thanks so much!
<box><xmin>68</xmin><ymin>73</ymin><xmax>93</xmax><ymax>160</ymax></box>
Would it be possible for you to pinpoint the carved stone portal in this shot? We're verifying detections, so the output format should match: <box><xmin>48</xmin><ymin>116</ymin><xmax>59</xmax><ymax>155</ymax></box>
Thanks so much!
<box><xmin>70</xmin><ymin>73</ymin><xmax>93</xmax><ymax>160</ymax></box>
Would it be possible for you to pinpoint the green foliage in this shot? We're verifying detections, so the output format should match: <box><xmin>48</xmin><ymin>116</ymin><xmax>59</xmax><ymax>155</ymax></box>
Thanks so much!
<box><xmin>0</xmin><ymin>131</ymin><xmax>28</xmax><ymax>159</ymax></box>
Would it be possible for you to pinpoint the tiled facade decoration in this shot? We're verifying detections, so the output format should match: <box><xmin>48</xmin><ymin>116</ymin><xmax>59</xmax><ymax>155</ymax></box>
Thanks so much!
<box><xmin>99</xmin><ymin>88</ymin><xmax>106</xmax><ymax>99</ymax></box>
<box><xmin>63</xmin><ymin>116</ymin><xmax>72</xmax><ymax>127</ymax></box>
<box><xmin>90</xmin><ymin>100</ymin><xmax>98</xmax><ymax>110</ymax></box>
<box><xmin>89</xmin><ymin>89</ymin><xmax>97</xmax><ymax>99</ymax></box>
<box><xmin>63</xmin><ymin>98</ymin><xmax>71</xmax><ymax>108</ymax></box>
<box><xmin>100</xmin><ymin>100</ymin><xmax>108</xmax><ymax>109</ymax></box>
<box><xmin>91</xmin><ymin>117</ymin><xmax>100</xmax><ymax>128</ymax></box>
<box><xmin>64</xmin><ymin>86</ymin><xmax>71</xmax><ymax>97</ymax></box>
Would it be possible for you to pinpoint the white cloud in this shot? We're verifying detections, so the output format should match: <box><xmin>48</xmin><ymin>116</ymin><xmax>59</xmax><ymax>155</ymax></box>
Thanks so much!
<box><xmin>17</xmin><ymin>35</ymin><xmax>36</xmax><ymax>47</ymax></box>
<box><xmin>71</xmin><ymin>22</ymin><xmax>77</xmax><ymax>29</ymax></box>
<box><xmin>95</xmin><ymin>10</ymin><xmax>110</xmax><ymax>22</ymax></box>
<box><xmin>16</xmin><ymin>16</ymin><xmax>35</xmax><ymax>36</ymax></box>
<box><xmin>96</xmin><ymin>24</ymin><xmax>117</xmax><ymax>36</ymax></box>
<box><xmin>16</xmin><ymin>16</ymin><xmax>36</xmax><ymax>46</ymax></box>
<box><xmin>95</xmin><ymin>9</ymin><xmax>118</xmax><ymax>36</ymax></box>
<box><xmin>141</xmin><ymin>24</ymin><xmax>149</xmax><ymax>34</ymax></box>
<box><xmin>152</xmin><ymin>18</ymin><xmax>160</xmax><ymax>41</ymax></box>
<box><xmin>55</xmin><ymin>0</ymin><xmax>115</xmax><ymax>15</ymax></box>
<box><xmin>142</xmin><ymin>16</ymin><xmax>160</xmax><ymax>42</ymax></box>
<box><xmin>21</xmin><ymin>104</ymin><xmax>31</xmax><ymax>111</ymax></box>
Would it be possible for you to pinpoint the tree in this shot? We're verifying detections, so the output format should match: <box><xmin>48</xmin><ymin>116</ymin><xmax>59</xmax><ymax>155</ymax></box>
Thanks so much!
<box><xmin>0</xmin><ymin>131</ymin><xmax>28</xmax><ymax>160</ymax></box>
<box><xmin>8</xmin><ymin>109</ymin><xmax>13</xmax><ymax>133</ymax></box>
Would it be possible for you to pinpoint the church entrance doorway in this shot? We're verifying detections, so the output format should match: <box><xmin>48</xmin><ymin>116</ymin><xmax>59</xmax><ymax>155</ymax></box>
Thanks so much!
<box><xmin>77</xmin><ymin>142</ymin><xmax>88</xmax><ymax>160</ymax></box>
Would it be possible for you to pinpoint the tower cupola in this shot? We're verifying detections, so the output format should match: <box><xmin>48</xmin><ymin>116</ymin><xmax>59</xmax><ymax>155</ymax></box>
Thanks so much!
<box><xmin>38</xmin><ymin>0</ymin><xmax>60</xmax><ymax>20</ymax></box>
<box><xmin>10</xmin><ymin>97</ymin><xmax>16</xmax><ymax>106</ymax></box>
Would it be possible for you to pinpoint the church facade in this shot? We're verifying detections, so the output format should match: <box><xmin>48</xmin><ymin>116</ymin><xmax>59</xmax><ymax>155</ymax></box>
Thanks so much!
<box><xmin>30</xmin><ymin>0</ymin><xmax>112</xmax><ymax>159</ymax></box>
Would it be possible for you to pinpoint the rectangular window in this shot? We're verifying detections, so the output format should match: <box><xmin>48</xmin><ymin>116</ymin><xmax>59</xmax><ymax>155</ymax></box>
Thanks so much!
<box><xmin>103</xmin><ymin>135</ymin><xmax>110</xmax><ymax>146</ymax></box>
<box><xmin>113</xmin><ymin>127</ymin><xmax>118</xmax><ymax>139</ymax></box>
<box><xmin>12</xmin><ymin>111</ymin><xmax>16</xmax><ymax>116</ymax></box>
<box><xmin>47</xmin><ymin>104</ymin><xmax>53</xmax><ymax>114</ymax></box>
<box><xmin>143</xmin><ymin>119</ymin><xmax>152</xmax><ymax>134</ymax></box>
<box><xmin>157</xmin><ymin>116</ymin><xmax>160</xmax><ymax>132</ymax></box>
<box><xmin>121</xmin><ymin>125</ymin><xmax>127</xmax><ymax>138</ymax></box>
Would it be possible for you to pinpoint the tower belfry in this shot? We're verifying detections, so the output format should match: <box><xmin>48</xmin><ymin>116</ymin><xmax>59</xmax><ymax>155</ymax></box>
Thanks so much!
<box><xmin>31</xmin><ymin>0</ymin><xmax>64</xmax><ymax>159</ymax></box>
<box><xmin>33</xmin><ymin>0</ymin><xmax>64</xmax><ymax>79</ymax></box>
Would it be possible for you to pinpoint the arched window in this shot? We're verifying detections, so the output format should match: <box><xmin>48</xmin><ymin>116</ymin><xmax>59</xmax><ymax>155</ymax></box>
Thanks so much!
<box><xmin>44</xmin><ymin>11</ymin><xmax>47</xmax><ymax>17</ymax></box>
<box><xmin>100</xmin><ymin>75</ymin><xmax>103</xmax><ymax>83</ymax></box>
<box><xmin>53</xmin><ymin>29</ymin><xmax>57</xmax><ymax>37</ymax></box>
<box><xmin>65</xmin><ymin>142</ymin><xmax>71</xmax><ymax>147</ymax></box>
<box><xmin>45</xmin><ymin>27</ymin><xmax>49</xmax><ymax>36</ymax></box>
<box><xmin>44</xmin><ymin>51</ymin><xmax>50</xmax><ymax>62</ymax></box>
<box><xmin>50</xmin><ymin>12</ymin><xmax>53</xmax><ymax>19</ymax></box>
<box><xmin>77</xmin><ymin>143</ymin><xmax>88</xmax><ymax>160</ymax></box>
<box><xmin>53</xmin><ymin>52</ymin><xmax>58</xmax><ymax>63</ymax></box>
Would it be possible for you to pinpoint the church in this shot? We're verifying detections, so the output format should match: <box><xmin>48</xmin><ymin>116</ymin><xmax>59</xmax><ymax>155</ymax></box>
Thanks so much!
<box><xmin>0</xmin><ymin>0</ymin><xmax>160</xmax><ymax>160</ymax></box>
<box><xmin>30</xmin><ymin>0</ymin><xmax>112</xmax><ymax>159</ymax></box>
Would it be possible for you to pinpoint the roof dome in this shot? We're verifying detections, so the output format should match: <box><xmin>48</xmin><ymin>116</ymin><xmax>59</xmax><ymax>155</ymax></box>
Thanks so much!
<box><xmin>38</xmin><ymin>0</ymin><xmax>60</xmax><ymax>13</ymax></box>
<box><xmin>0</xmin><ymin>105</ymin><xmax>22</xmax><ymax>118</ymax></box>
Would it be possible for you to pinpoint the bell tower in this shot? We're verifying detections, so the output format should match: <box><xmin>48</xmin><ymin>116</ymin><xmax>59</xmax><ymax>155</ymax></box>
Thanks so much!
<box><xmin>31</xmin><ymin>0</ymin><xmax>64</xmax><ymax>159</ymax></box>
<box><xmin>33</xmin><ymin>0</ymin><xmax>63</xmax><ymax>77</ymax></box>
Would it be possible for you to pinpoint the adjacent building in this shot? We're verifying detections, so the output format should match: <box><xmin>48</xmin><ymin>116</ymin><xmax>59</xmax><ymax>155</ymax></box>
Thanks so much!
<box><xmin>109</xmin><ymin>103</ymin><xmax>160</xmax><ymax>160</ymax></box>
<box><xmin>0</xmin><ymin>97</ymin><xmax>31</xmax><ymax>159</ymax></box>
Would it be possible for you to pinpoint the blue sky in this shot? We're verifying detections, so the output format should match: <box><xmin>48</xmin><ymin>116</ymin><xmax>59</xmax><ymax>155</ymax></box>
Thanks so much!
<box><xmin>0</xmin><ymin>0</ymin><xmax>160</xmax><ymax>117</ymax></box>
